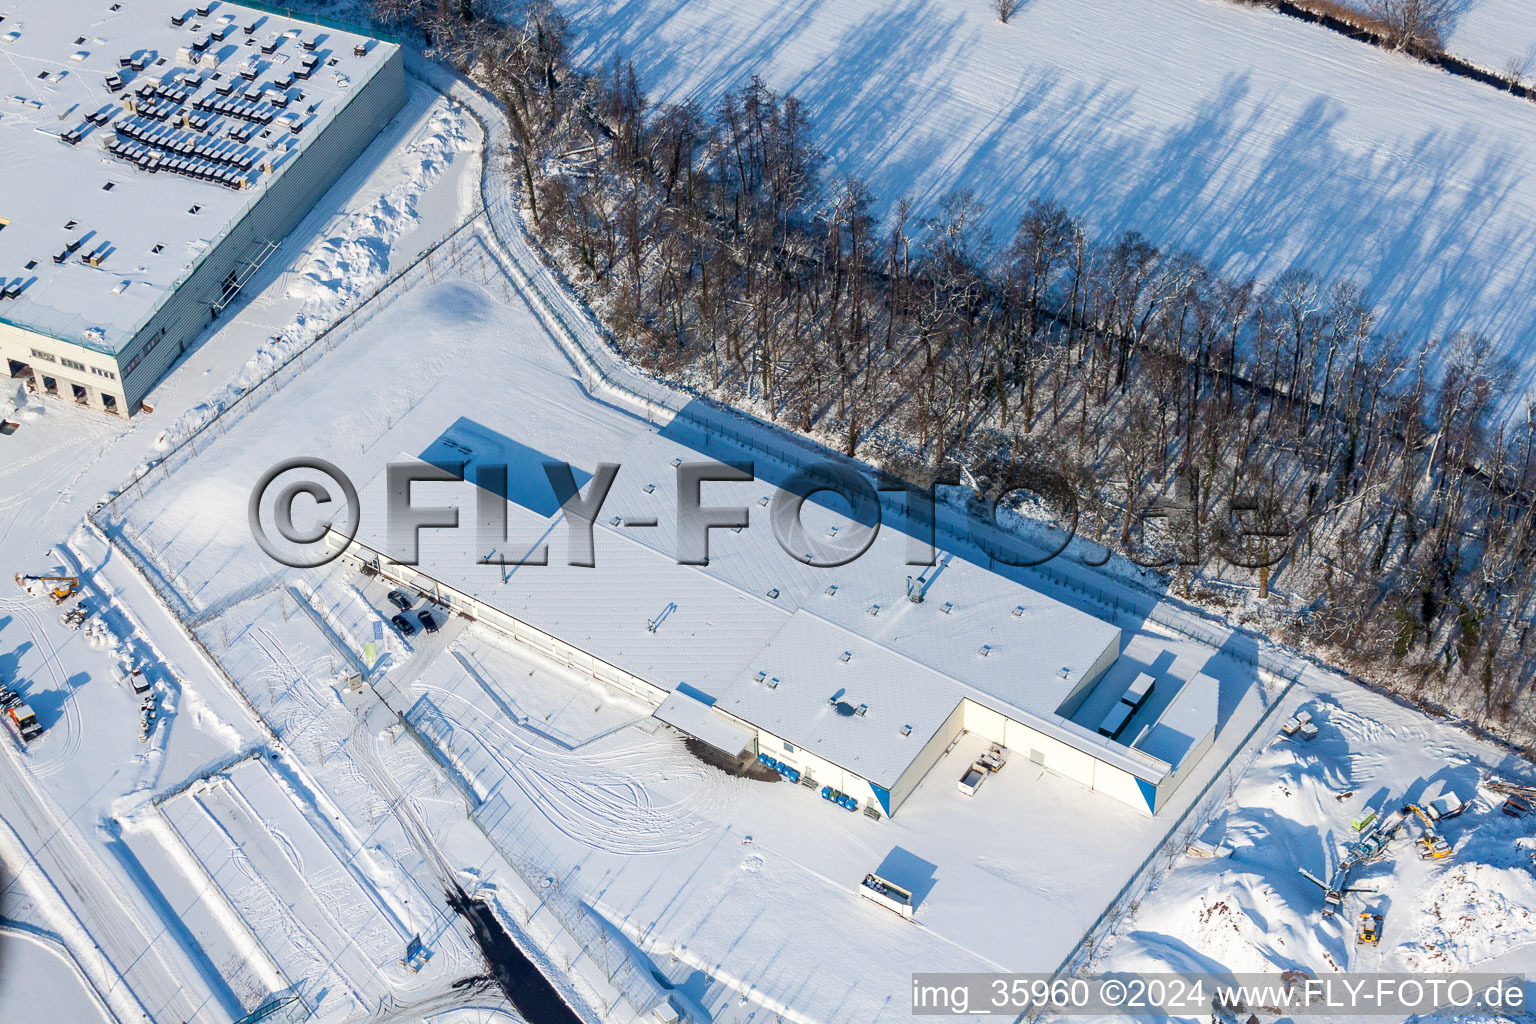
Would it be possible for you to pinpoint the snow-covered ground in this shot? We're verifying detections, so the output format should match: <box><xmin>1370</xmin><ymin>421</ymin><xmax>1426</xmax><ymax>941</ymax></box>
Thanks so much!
<box><xmin>1099</xmin><ymin>672</ymin><xmax>1536</xmax><ymax>1008</ymax></box>
<box><xmin>1438</xmin><ymin>0</ymin><xmax>1536</xmax><ymax>78</ymax></box>
<box><xmin>0</xmin><ymin>926</ymin><xmax>113</xmax><ymax>1024</ymax></box>
<box><xmin>96</xmin><ymin>218</ymin><xmax>1288</xmax><ymax>1021</ymax></box>
<box><xmin>561</xmin><ymin>0</ymin><xmax>1536</xmax><ymax>399</ymax></box>
<box><xmin>0</xmin><ymin>65</ymin><xmax>509</xmax><ymax>1023</ymax></box>
<box><xmin>2</xmin><ymin>14</ymin><xmax>1535</xmax><ymax>1023</ymax></box>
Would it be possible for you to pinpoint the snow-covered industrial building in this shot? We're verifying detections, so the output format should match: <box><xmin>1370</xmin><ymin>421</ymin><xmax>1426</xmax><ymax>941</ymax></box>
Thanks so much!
<box><xmin>332</xmin><ymin>426</ymin><xmax>1219</xmax><ymax>818</ymax></box>
<box><xmin>0</xmin><ymin>0</ymin><xmax>405</xmax><ymax>415</ymax></box>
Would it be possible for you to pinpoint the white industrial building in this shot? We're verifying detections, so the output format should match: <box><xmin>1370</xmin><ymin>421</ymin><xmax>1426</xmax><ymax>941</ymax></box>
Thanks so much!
<box><xmin>332</xmin><ymin>427</ymin><xmax>1220</xmax><ymax>818</ymax></box>
<box><xmin>0</xmin><ymin>0</ymin><xmax>405</xmax><ymax>415</ymax></box>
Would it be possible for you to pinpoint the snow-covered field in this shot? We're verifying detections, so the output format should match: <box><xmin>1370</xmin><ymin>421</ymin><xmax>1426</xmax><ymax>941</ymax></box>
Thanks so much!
<box><xmin>0</xmin><ymin>927</ymin><xmax>113</xmax><ymax>1024</ymax></box>
<box><xmin>1439</xmin><ymin>0</ymin><xmax>1536</xmax><ymax>77</ymax></box>
<box><xmin>562</xmin><ymin>0</ymin><xmax>1536</xmax><ymax>398</ymax></box>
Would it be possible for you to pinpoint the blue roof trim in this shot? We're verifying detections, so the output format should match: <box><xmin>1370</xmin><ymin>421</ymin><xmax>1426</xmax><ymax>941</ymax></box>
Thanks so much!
<box><xmin>871</xmin><ymin>784</ymin><xmax>892</xmax><ymax>816</ymax></box>
<box><xmin>1136</xmin><ymin>777</ymin><xmax>1158</xmax><ymax>813</ymax></box>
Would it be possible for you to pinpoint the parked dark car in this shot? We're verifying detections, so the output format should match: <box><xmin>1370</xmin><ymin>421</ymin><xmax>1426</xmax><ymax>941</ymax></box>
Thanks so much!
<box><xmin>387</xmin><ymin>589</ymin><xmax>413</xmax><ymax>611</ymax></box>
<box><xmin>418</xmin><ymin>609</ymin><xmax>439</xmax><ymax>633</ymax></box>
<box><xmin>391</xmin><ymin>613</ymin><xmax>415</xmax><ymax>637</ymax></box>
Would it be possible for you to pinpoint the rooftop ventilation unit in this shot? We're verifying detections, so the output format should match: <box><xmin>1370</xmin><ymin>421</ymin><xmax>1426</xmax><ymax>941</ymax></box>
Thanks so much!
<box><xmin>766</xmin><ymin>677</ymin><xmax>779</xmax><ymax>689</ymax></box>
<box><xmin>1012</xmin><ymin>605</ymin><xmax>1024</xmax><ymax>617</ymax></box>
<box><xmin>824</xmin><ymin>584</ymin><xmax>837</xmax><ymax>596</ymax></box>
<box><xmin>766</xmin><ymin>588</ymin><xmax>779</xmax><ymax>599</ymax></box>
<box><xmin>978</xmin><ymin>644</ymin><xmax>992</xmax><ymax>658</ymax></box>
<box><xmin>900</xmin><ymin>724</ymin><xmax>913</xmax><ymax>737</ymax></box>
<box><xmin>839</xmin><ymin>650</ymin><xmax>852</xmax><ymax>663</ymax></box>
<box><xmin>856</xmin><ymin>703</ymin><xmax>867</xmax><ymax>716</ymax></box>
<box><xmin>868</xmin><ymin>604</ymin><xmax>880</xmax><ymax>616</ymax></box>
<box><xmin>754</xmin><ymin>671</ymin><xmax>766</xmax><ymax>683</ymax></box>
<box><xmin>940</xmin><ymin>601</ymin><xmax>953</xmax><ymax>614</ymax></box>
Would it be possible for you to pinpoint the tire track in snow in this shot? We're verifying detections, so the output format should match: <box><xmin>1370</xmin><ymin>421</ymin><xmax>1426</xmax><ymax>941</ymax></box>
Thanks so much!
<box><xmin>415</xmin><ymin>686</ymin><xmax>714</xmax><ymax>856</ymax></box>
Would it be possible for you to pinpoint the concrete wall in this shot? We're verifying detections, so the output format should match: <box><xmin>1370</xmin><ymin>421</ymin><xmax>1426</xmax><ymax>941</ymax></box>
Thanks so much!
<box><xmin>960</xmin><ymin>699</ymin><xmax>1163</xmax><ymax>815</ymax></box>
<box><xmin>0</xmin><ymin>321</ymin><xmax>128</xmax><ymax>413</ymax></box>
<box><xmin>886</xmin><ymin>700</ymin><xmax>968</xmax><ymax>814</ymax></box>
<box><xmin>1053</xmin><ymin>631</ymin><xmax>1124</xmax><ymax>718</ymax></box>
<box><xmin>1148</xmin><ymin>718</ymin><xmax>1217</xmax><ymax>814</ymax></box>
<box><xmin>751</xmin><ymin>726</ymin><xmax>883</xmax><ymax>812</ymax></box>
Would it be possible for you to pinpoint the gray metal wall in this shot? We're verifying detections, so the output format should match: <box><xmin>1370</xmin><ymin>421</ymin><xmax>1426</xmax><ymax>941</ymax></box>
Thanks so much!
<box><xmin>120</xmin><ymin>45</ymin><xmax>408</xmax><ymax>409</ymax></box>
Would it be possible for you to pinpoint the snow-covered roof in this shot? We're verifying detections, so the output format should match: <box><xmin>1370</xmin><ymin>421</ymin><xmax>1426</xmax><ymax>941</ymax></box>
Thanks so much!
<box><xmin>0</xmin><ymin>0</ymin><xmax>394</xmax><ymax>353</ymax></box>
<box><xmin>1133</xmin><ymin>671</ymin><xmax>1219</xmax><ymax>768</ymax></box>
<box><xmin>713</xmin><ymin>609</ymin><xmax>965</xmax><ymax>787</ymax></box>
<box><xmin>601</xmin><ymin>428</ymin><xmax>1121</xmax><ymax>719</ymax></box>
<box><xmin>348</xmin><ymin>424</ymin><xmax>1144</xmax><ymax>786</ymax></box>
<box><xmin>653</xmin><ymin>686</ymin><xmax>755</xmax><ymax>757</ymax></box>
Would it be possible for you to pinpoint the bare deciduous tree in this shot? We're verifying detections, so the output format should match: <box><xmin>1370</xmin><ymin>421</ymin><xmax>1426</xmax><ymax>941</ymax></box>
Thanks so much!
<box><xmin>990</xmin><ymin>0</ymin><xmax>1022</xmax><ymax>24</ymax></box>
<box><xmin>1364</xmin><ymin>0</ymin><xmax>1457</xmax><ymax>52</ymax></box>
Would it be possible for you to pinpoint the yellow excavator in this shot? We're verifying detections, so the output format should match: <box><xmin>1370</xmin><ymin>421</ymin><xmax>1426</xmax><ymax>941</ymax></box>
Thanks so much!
<box><xmin>13</xmin><ymin>573</ymin><xmax>78</xmax><ymax>604</ymax></box>
<box><xmin>1407</xmin><ymin>803</ymin><xmax>1452</xmax><ymax>859</ymax></box>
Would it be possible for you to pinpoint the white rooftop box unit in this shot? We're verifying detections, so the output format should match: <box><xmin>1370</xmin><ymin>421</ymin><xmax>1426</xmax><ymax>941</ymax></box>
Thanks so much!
<box><xmin>1123</xmin><ymin>672</ymin><xmax>1155</xmax><ymax>709</ymax></box>
<box><xmin>1098</xmin><ymin>700</ymin><xmax>1133</xmax><ymax>738</ymax></box>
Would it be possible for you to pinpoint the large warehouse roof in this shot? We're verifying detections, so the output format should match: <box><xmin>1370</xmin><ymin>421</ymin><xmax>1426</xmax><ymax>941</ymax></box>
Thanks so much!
<box><xmin>344</xmin><ymin>424</ymin><xmax>1155</xmax><ymax>786</ymax></box>
<box><xmin>0</xmin><ymin>0</ymin><xmax>394</xmax><ymax>353</ymax></box>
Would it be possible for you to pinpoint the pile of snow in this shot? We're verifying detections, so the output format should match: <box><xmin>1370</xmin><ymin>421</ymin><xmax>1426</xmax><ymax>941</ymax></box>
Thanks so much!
<box><xmin>155</xmin><ymin>93</ymin><xmax>476</xmax><ymax>452</ymax></box>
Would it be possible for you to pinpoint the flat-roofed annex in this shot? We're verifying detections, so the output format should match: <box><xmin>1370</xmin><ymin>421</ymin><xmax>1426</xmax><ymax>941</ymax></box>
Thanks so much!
<box><xmin>0</xmin><ymin>0</ymin><xmax>393</xmax><ymax>353</ymax></box>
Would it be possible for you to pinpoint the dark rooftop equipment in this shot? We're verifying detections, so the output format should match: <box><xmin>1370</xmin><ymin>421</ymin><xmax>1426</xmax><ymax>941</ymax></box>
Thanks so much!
<box><xmin>170</xmin><ymin>12</ymin><xmax>187</xmax><ymax>27</ymax></box>
<box><xmin>353</xmin><ymin>42</ymin><xmax>368</xmax><ymax>58</ymax></box>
